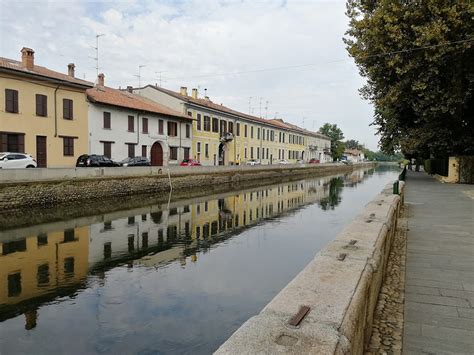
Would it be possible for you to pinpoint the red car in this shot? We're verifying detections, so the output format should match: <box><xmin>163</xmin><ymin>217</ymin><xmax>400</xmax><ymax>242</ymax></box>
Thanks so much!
<box><xmin>308</xmin><ymin>159</ymin><xmax>320</xmax><ymax>164</ymax></box>
<box><xmin>180</xmin><ymin>159</ymin><xmax>201</xmax><ymax>166</ymax></box>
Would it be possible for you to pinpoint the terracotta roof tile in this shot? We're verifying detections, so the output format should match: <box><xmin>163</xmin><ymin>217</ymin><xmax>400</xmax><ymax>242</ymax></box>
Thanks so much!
<box><xmin>87</xmin><ymin>86</ymin><xmax>190</xmax><ymax>119</ymax></box>
<box><xmin>0</xmin><ymin>57</ymin><xmax>93</xmax><ymax>87</ymax></box>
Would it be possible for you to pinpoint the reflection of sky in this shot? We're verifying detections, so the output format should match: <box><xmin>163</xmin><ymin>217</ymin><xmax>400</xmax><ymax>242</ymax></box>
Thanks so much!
<box><xmin>0</xmin><ymin>169</ymin><xmax>398</xmax><ymax>354</ymax></box>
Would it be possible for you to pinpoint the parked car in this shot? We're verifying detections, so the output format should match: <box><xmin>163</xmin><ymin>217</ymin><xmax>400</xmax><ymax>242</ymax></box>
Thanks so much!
<box><xmin>76</xmin><ymin>154</ymin><xmax>122</xmax><ymax>167</ymax></box>
<box><xmin>0</xmin><ymin>152</ymin><xmax>37</xmax><ymax>169</ymax></box>
<box><xmin>296</xmin><ymin>159</ymin><xmax>304</xmax><ymax>164</ymax></box>
<box><xmin>121</xmin><ymin>156</ymin><xmax>151</xmax><ymax>167</ymax></box>
<box><xmin>246</xmin><ymin>159</ymin><xmax>260</xmax><ymax>166</ymax></box>
<box><xmin>308</xmin><ymin>158</ymin><xmax>320</xmax><ymax>164</ymax></box>
<box><xmin>180</xmin><ymin>159</ymin><xmax>201</xmax><ymax>166</ymax></box>
<box><xmin>279</xmin><ymin>159</ymin><xmax>290</xmax><ymax>165</ymax></box>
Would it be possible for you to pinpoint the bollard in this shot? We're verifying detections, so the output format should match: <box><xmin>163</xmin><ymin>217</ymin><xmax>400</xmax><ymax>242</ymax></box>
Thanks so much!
<box><xmin>393</xmin><ymin>180</ymin><xmax>399</xmax><ymax>195</ymax></box>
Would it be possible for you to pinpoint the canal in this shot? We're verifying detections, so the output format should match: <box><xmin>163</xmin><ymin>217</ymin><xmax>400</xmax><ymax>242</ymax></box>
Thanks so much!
<box><xmin>0</xmin><ymin>166</ymin><xmax>399</xmax><ymax>354</ymax></box>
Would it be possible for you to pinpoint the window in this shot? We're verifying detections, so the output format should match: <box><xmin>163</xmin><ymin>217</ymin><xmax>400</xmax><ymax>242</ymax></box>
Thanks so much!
<box><xmin>37</xmin><ymin>263</ymin><xmax>49</xmax><ymax>286</ymax></box>
<box><xmin>196</xmin><ymin>113</ymin><xmax>202</xmax><ymax>130</ymax></box>
<box><xmin>205</xmin><ymin>143</ymin><xmax>209</xmax><ymax>158</ymax></box>
<box><xmin>64</xmin><ymin>257</ymin><xmax>75</xmax><ymax>274</ymax></box>
<box><xmin>251</xmin><ymin>126</ymin><xmax>254</xmax><ymax>139</ymax></box>
<box><xmin>142</xmin><ymin>117</ymin><xmax>148</xmax><ymax>133</ymax></box>
<box><xmin>251</xmin><ymin>147</ymin><xmax>254</xmax><ymax>159</ymax></box>
<box><xmin>267</xmin><ymin>130</ymin><xmax>270</xmax><ymax>141</ymax></box>
<box><xmin>127</xmin><ymin>143</ymin><xmax>135</xmax><ymax>158</ymax></box>
<box><xmin>158</xmin><ymin>119</ymin><xmax>164</xmax><ymax>134</ymax></box>
<box><xmin>8</xmin><ymin>273</ymin><xmax>21</xmax><ymax>297</ymax></box>
<box><xmin>5</xmin><ymin>89</ymin><xmax>18</xmax><ymax>113</ymax></box>
<box><xmin>142</xmin><ymin>145</ymin><xmax>147</xmax><ymax>158</ymax></box>
<box><xmin>36</xmin><ymin>94</ymin><xmax>47</xmax><ymax>117</ymax></box>
<box><xmin>257</xmin><ymin>128</ymin><xmax>260</xmax><ymax>140</ymax></box>
<box><xmin>228</xmin><ymin>121</ymin><xmax>233</xmax><ymax>134</ymax></box>
<box><xmin>197</xmin><ymin>142</ymin><xmax>201</xmax><ymax>153</ymax></box>
<box><xmin>37</xmin><ymin>234</ymin><xmax>48</xmax><ymax>246</ymax></box>
<box><xmin>236</xmin><ymin>123</ymin><xmax>240</xmax><ymax>136</ymax></box>
<box><xmin>0</xmin><ymin>132</ymin><xmax>24</xmax><ymax>152</ymax></box>
<box><xmin>169</xmin><ymin>146</ymin><xmax>178</xmax><ymax>160</ymax></box>
<box><xmin>103</xmin><ymin>142</ymin><xmax>112</xmax><ymax>158</ymax></box>
<box><xmin>184</xmin><ymin>147</ymin><xmax>190</xmax><ymax>160</ymax></box>
<box><xmin>64</xmin><ymin>229</ymin><xmax>75</xmax><ymax>242</ymax></box>
<box><xmin>244</xmin><ymin>124</ymin><xmax>248</xmax><ymax>137</ymax></box>
<box><xmin>220</xmin><ymin>120</ymin><xmax>227</xmax><ymax>136</ymax></box>
<box><xmin>103</xmin><ymin>112</ymin><xmax>111</xmax><ymax>128</ymax></box>
<box><xmin>186</xmin><ymin>124</ymin><xmax>190</xmax><ymax>138</ymax></box>
<box><xmin>262</xmin><ymin>129</ymin><xmax>265</xmax><ymax>141</ymax></box>
<box><xmin>212</xmin><ymin>117</ymin><xmax>219</xmax><ymax>133</ymax></box>
<box><xmin>187</xmin><ymin>110</ymin><xmax>193</xmax><ymax>117</ymax></box>
<box><xmin>63</xmin><ymin>99</ymin><xmax>73</xmax><ymax>119</ymax></box>
<box><xmin>128</xmin><ymin>115</ymin><xmax>134</xmax><ymax>132</ymax></box>
<box><xmin>204</xmin><ymin>116</ymin><xmax>211</xmax><ymax>131</ymax></box>
<box><xmin>257</xmin><ymin>147</ymin><xmax>260</xmax><ymax>159</ymax></box>
<box><xmin>63</xmin><ymin>137</ymin><xmax>74</xmax><ymax>156</ymax></box>
<box><xmin>245</xmin><ymin>147</ymin><xmax>247</xmax><ymax>159</ymax></box>
<box><xmin>168</xmin><ymin>122</ymin><xmax>178</xmax><ymax>136</ymax></box>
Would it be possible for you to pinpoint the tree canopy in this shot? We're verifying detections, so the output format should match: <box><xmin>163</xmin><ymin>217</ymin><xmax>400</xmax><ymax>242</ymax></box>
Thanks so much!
<box><xmin>344</xmin><ymin>0</ymin><xmax>474</xmax><ymax>157</ymax></box>
<box><xmin>319</xmin><ymin>123</ymin><xmax>345</xmax><ymax>161</ymax></box>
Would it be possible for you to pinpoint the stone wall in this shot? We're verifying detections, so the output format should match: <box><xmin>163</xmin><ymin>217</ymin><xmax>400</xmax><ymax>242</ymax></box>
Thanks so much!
<box><xmin>0</xmin><ymin>163</ymin><xmax>374</xmax><ymax>211</ymax></box>
<box><xmin>215</xmin><ymin>180</ymin><xmax>405</xmax><ymax>354</ymax></box>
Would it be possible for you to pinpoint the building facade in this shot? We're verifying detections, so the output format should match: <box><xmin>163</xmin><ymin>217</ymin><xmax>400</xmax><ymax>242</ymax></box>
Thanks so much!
<box><xmin>87</xmin><ymin>75</ymin><xmax>193</xmax><ymax>166</ymax></box>
<box><xmin>0</xmin><ymin>47</ymin><xmax>93</xmax><ymax>167</ymax></box>
<box><xmin>134</xmin><ymin>86</ymin><xmax>330</xmax><ymax>166</ymax></box>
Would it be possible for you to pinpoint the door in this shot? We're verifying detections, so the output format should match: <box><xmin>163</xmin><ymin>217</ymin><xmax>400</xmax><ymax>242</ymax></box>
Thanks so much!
<box><xmin>150</xmin><ymin>142</ymin><xmax>163</xmax><ymax>166</ymax></box>
<box><xmin>36</xmin><ymin>136</ymin><xmax>47</xmax><ymax>168</ymax></box>
<box><xmin>218</xmin><ymin>143</ymin><xmax>225</xmax><ymax>166</ymax></box>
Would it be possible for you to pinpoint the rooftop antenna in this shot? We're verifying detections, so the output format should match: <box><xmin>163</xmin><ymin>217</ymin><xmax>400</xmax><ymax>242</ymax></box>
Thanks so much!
<box><xmin>155</xmin><ymin>71</ymin><xmax>166</xmax><ymax>87</ymax></box>
<box><xmin>302</xmin><ymin>117</ymin><xmax>307</xmax><ymax>128</ymax></box>
<box><xmin>265</xmin><ymin>100</ymin><xmax>269</xmax><ymax>118</ymax></box>
<box><xmin>259</xmin><ymin>97</ymin><xmax>263</xmax><ymax>117</ymax></box>
<box><xmin>134</xmin><ymin>64</ymin><xmax>146</xmax><ymax>93</ymax></box>
<box><xmin>92</xmin><ymin>34</ymin><xmax>105</xmax><ymax>78</ymax></box>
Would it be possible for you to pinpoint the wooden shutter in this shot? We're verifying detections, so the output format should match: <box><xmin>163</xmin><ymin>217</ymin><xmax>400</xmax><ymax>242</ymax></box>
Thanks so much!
<box><xmin>142</xmin><ymin>117</ymin><xmax>148</xmax><ymax>133</ymax></box>
<box><xmin>5</xmin><ymin>89</ymin><xmax>18</xmax><ymax>113</ymax></box>
<box><xmin>63</xmin><ymin>99</ymin><xmax>73</xmax><ymax>119</ymax></box>
<box><xmin>0</xmin><ymin>133</ymin><xmax>8</xmax><ymax>151</ymax></box>
<box><xmin>103</xmin><ymin>112</ymin><xmax>111</xmax><ymax>128</ymax></box>
<box><xmin>159</xmin><ymin>120</ymin><xmax>164</xmax><ymax>134</ymax></box>
<box><xmin>128</xmin><ymin>116</ymin><xmax>134</xmax><ymax>131</ymax></box>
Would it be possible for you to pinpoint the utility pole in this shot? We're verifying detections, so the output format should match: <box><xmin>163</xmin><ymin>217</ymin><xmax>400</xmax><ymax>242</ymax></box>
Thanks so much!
<box><xmin>92</xmin><ymin>34</ymin><xmax>105</xmax><ymax>78</ymax></box>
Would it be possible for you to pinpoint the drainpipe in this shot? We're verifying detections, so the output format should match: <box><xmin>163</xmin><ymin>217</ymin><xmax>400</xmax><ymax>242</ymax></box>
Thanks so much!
<box><xmin>54</xmin><ymin>85</ymin><xmax>60</xmax><ymax>137</ymax></box>
<box><xmin>179</xmin><ymin>120</ymin><xmax>182</xmax><ymax>161</ymax></box>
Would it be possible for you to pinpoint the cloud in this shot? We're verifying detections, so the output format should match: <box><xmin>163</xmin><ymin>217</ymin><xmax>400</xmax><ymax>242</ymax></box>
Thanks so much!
<box><xmin>0</xmin><ymin>0</ymin><xmax>379</xmax><ymax>149</ymax></box>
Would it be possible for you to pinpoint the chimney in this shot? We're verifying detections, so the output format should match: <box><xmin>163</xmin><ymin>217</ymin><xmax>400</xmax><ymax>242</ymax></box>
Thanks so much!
<box><xmin>191</xmin><ymin>88</ymin><xmax>198</xmax><ymax>99</ymax></box>
<box><xmin>204</xmin><ymin>96</ymin><xmax>210</xmax><ymax>101</ymax></box>
<box><xmin>180</xmin><ymin>86</ymin><xmax>188</xmax><ymax>96</ymax></box>
<box><xmin>97</xmin><ymin>73</ymin><xmax>105</xmax><ymax>86</ymax></box>
<box><xmin>68</xmin><ymin>63</ymin><xmax>75</xmax><ymax>77</ymax></box>
<box><xmin>21</xmin><ymin>47</ymin><xmax>35</xmax><ymax>70</ymax></box>
<box><xmin>126</xmin><ymin>86</ymin><xmax>133</xmax><ymax>93</ymax></box>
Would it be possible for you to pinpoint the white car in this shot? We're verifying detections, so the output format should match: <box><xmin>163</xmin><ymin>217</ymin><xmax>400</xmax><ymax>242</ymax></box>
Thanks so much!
<box><xmin>246</xmin><ymin>159</ymin><xmax>260</xmax><ymax>166</ymax></box>
<box><xmin>279</xmin><ymin>159</ymin><xmax>290</xmax><ymax>165</ymax></box>
<box><xmin>0</xmin><ymin>152</ymin><xmax>37</xmax><ymax>169</ymax></box>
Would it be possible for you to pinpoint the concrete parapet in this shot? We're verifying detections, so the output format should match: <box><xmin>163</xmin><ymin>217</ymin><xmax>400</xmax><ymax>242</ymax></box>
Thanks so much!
<box><xmin>215</xmin><ymin>180</ymin><xmax>405</xmax><ymax>354</ymax></box>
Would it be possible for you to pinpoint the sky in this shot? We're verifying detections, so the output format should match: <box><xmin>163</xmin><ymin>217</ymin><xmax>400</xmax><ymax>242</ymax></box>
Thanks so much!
<box><xmin>0</xmin><ymin>0</ymin><xmax>379</xmax><ymax>150</ymax></box>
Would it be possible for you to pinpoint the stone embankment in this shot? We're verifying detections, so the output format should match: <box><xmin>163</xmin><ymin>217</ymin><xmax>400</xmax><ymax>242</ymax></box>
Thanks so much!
<box><xmin>0</xmin><ymin>163</ymin><xmax>373</xmax><ymax>211</ymax></box>
<box><xmin>215</xmin><ymin>180</ymin><xmax>405</xmax><ymax>354</ymax></box>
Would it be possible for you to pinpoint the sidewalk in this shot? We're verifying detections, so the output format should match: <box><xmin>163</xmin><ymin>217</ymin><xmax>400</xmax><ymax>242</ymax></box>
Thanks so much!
<box><xmin>403</xmin><ymin>171</ymin><xmax>474</xmax><ymax>354</ymax></box>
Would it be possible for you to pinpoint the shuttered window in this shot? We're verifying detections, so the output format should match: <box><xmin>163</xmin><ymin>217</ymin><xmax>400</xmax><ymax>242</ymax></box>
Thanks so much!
<box><xmin>5</xmin><ymin>89</ymin><xmax>19</xmax><ymax>113</ymax></box>
<box><xmin>184</xmin><ymin>147</ymin><xmax>190</xmax><ymax>160</ymax></box>
<box><xmin>186</xmin><ymin>124</ymin><xmax>190</xmax><ymax>138</ymax></box>
<box><xmin>127</xmin><ymin>143</ymin><xmax>135</xmax><ymax>158</ymax></box>
<box><xmin>0</xmin><ymin>132</ymin><xmax>24</xmax><ymax>152</ymax></box>
<box><xmin>158</xmin><ymin>119</ymin><xmax>164</xmax><ymax>134</ymax></box>
<box><xmin>36</xmin><ymin>94</ymin><xmax>47</xmax><ymax>117</ymax></box>
<box><xmin>196</xmin><ymin>114</ymin><xmax>202</xmax><ymax>130</ymax></box>
<box><xmin>103</xmin><ymin>142</ymin><xmax>112</xmax><ymax>158</ymax></box>
<box><xmin>228</xmin><ymin>121</ymin><xmax>233</xmax><ymax>134</ymax></box>
<box><xmin>167</xmin><ymin>122</ymin><xmax>178</xmax><ymax>137</ymax></box>
<box><xmin>212</xmin><ymin>117</ymin><xmax>219</xmax><ymax>133</ymax></box>
<box><xmin>63</xmin><ymin>137</ymin><xmax>74</xmax><ymax>156</ymax></box>
<box><xmin>169</xmin><ymin>146</ymin><xmax>178</xmax><ymax>160</ymax></box>
<box><xmin>142</xmin><ymin>117</ymin><xmax>148</xmax><ymax>133</ymax></box>
<box><xmin>103</xmin><ymin>112</ymin><xmax>111</xmax><ymax>128</ymax></box>
<box><xmin>63</xmin><ymin>99</ymin><xmax>73</xmax><ymax>119</ymax></box>
<box><xmin>203</xmin><ymin>116</ymin><xmax>211</xmax><ymax>131</ymax></box>
<box><xmin>142</xmin><ymin>145</ymin><xmax>147</xmax><ymax>158</ymax></box>
<box><xmin>236</xmin><ymin>123</ymin><xmax>240</xmax><ymax>136</ymax></box>
<box><xmin>128</xmin><ymin>116</ymin><xmax>134</xmax><ymax>132</ymax></box>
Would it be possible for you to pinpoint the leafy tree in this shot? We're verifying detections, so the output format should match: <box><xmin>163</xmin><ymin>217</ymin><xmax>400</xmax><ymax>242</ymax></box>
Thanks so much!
<box><xmin>319</xmin><ymin>123</ymin><xmax>345</xmax><ymax>161</ymax></box>
<box><xmin>345</xmin><ymin>139</ymin><xmax>362</xmax><ymax>150</ymax></box>
<box><xmin>344</xmin><ymin>0</ymin><xmax>474</xmax><ymax>157</ymax></box>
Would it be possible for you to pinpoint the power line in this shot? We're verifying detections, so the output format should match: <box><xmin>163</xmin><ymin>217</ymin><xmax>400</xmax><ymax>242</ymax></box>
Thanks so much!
<box><xmin>158</xmin><ymin>38</ymin><xmax>473</xmax><ymax>81</ymax></box>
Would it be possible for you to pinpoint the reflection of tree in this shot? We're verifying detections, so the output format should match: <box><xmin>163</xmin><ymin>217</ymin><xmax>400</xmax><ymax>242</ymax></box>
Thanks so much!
<box><xmin>319</xmin><ymin>177</ymin><xmax>344</xmax><ymax>210</ymax></box>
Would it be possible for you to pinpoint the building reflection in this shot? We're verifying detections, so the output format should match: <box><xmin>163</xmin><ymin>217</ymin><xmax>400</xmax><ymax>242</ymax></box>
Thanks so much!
<box><xmin>0</xmin><ymin>170</ymin><xmax>367</xmax><ymax>328</ymax></box>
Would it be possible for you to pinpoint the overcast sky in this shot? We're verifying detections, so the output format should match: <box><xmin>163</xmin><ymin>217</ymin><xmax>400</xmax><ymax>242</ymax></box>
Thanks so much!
<box><xmin>0</xmin><ymin>0</ymin><xmax>379</xmax><ymax>150</ymax></box>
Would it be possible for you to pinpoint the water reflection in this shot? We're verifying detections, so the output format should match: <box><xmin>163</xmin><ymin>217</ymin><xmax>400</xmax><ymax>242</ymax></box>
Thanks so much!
<box><xmin>0</xmin><ymin>166</ymin><xmax>398</xmax><ymax>354</ymax></box>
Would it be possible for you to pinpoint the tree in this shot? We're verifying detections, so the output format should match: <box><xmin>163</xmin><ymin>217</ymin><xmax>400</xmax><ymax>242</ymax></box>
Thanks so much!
<box><xmin>345</xmin><ymin>139</ymin><xmax>362</xmax><ymax>150</ymax></box>
<box><xmin>319</xmin><ymin>123</ymin><xmax>345</xmax><ymax>161</ymax></box>
<box><xmin>344</xmin><ymin>0</ymin><xmax>474</xmax><ymax>157</ymax></box>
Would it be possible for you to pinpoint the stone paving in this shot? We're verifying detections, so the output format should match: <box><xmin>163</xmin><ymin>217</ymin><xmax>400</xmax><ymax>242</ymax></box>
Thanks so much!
<box><xmin>403</xmin><ymin>171</ymin><xmax>474</xmax><ymax>354</ymax></box>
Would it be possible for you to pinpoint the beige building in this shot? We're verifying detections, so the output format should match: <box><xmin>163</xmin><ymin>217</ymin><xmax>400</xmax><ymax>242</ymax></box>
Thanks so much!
<box><xmin>0</xmin><ymin>47</ymin><xmax>93</xmax><ymax>167</ymax></box>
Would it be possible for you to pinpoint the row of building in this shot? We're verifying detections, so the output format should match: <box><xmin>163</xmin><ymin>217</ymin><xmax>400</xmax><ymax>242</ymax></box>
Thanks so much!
<box><xmin>1</xmin><ymin>47</ymin><xmax>332</xmax><ymax>167</ymax></box>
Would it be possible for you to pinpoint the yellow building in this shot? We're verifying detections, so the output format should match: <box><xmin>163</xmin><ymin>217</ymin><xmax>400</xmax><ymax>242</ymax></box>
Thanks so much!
<box><xmin>0</xmin><ymin>47</ymin><xmax>93</xmax><ymax>167</ymax></box>
<box><xmin>134</xmin><ymin>86</ymin><xmax>311</xmax><ymax>165</ymax></box>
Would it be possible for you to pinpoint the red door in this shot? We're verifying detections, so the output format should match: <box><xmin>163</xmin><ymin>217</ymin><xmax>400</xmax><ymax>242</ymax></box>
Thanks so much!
<box><xmin>151</xmin><ymin>142</ymin><xmax>163</xmax><ymax>166</ymax></box>
<box><xmin>36</xmin><ymin>136</ymin><xmax>47</xmax><ymax>168</ymax></box>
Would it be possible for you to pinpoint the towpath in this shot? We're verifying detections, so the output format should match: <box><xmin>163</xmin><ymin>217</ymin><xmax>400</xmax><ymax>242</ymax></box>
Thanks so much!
<box><xmin>403</xmin><ymin>171</ymin><xmax>474</xmax><ymax>354</ymax></box>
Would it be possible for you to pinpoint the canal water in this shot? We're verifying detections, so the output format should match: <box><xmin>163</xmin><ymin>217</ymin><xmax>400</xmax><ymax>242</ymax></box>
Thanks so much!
<box><xmin>0</xmin><ymin>166</ymin><xmax>399</xmax><ymax>354</ymax></box>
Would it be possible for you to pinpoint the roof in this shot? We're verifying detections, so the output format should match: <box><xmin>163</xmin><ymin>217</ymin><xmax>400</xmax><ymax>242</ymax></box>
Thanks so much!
<box><xmin>86</xmin><ymin>85</ymin><xmax>191</xmax><ymax>119</ymax></box>
<box><xmin>0</xmin><ymin>57</ymin><xmax>93</xmax><ymax>88</ymax></box>
<box><xmin>344</xmin><ymin>148</ymin><xmax>363</xmax><ymax>155</ymax></box>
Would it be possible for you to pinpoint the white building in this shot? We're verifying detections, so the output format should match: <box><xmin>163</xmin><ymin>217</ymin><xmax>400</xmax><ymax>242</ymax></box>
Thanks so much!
<box><xmin>87</xmin><ymin>74</ymin><xmax>193</xmax><ymax>166</ymax></box>
<box><xmin>343</xmin><ymin>148</ymin><xmax>365</xmax><ymax>162</ymax></box>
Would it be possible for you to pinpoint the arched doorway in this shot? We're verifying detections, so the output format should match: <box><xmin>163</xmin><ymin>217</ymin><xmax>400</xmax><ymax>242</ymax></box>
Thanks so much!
<box><xmin>218</xmin><ymin>143</ymin><xmax>225</xmax><ymax>166</ymax></box>
<box><xmin>151</xmin><ymin>141</ymin><xmax>163</xmax><ymax>166</ymax></box>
